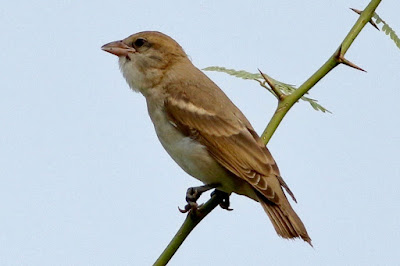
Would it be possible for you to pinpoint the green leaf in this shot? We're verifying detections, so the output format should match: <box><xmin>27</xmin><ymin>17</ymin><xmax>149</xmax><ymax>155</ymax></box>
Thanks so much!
<box><xmin>373</xmin><ymin>13</ymin><xmax>382</xmax><ymax>24</ymax></box>
<box><xmin>202</xmin><ymin>66</ymin><xmax>262</xmax><ymax>80</ymax></box>
<box><xmin>203</xmin><ymin>66</ymin><xmax>331</xmax><ymax>113</ymax></box>
<box><xmin>372</xmin><ymin>12</ymin><xmax>400</xmax><ymax>50</ymax></box>
<box><xmin>302</xmin><ymin>96</ymin><xmax>332</xmax><ymax>113</ymax></box>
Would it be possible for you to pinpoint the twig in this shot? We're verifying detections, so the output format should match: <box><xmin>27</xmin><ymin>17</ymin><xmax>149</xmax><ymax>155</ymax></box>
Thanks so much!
<box><xmin>153</xmin><ymin>194</ymin><xmax>220</xmax><ymax>266</ymax></box>
<box><xmin>261</xmin><ymin>0</ymin><xmax>380</xmax><ymax>143</ymax></box>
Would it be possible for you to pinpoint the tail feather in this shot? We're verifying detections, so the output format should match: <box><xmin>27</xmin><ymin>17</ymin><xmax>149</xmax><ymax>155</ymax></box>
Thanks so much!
<box><xmin>258</xmin><ymin>194</ymin><xmax>312</xmax><ymax>246</ymax></box>
<box><xmin>264</xmin><ymin>204</ymin><xmax>293</xmax><ymax>237</ymax></box>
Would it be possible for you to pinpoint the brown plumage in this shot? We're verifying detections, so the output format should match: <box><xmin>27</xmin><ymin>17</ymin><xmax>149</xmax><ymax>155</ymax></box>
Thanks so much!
<box><xmin>102</xmin><ymin>31</ymin><xmax>311</xmax><ymax>245</ymax></box>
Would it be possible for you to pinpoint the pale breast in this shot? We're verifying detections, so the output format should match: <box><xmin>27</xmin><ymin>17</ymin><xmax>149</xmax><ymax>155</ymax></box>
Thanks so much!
<box><xmin>143</xmin><ymin>91</ymin><xmax>257</xmax><ymax>199</ymax></box>
<box><xmin>148</xmin><ymin>100</ymin><xmax>230</xmax><ymax>185</ymax></box>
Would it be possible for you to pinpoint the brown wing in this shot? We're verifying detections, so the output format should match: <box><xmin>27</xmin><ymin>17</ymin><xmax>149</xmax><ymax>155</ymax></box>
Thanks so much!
<box><xmin>164</xmin><ymin>84</ymin><xmax>296</xmax><ymax>204</ymax></box>
<box><xmin>163</xmin><ymin>74</ymin><xmax>311</xmax><ymax>244</ymax></box>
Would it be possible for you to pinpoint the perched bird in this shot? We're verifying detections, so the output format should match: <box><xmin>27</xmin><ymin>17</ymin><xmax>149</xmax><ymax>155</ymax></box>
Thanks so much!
<box><xmin>101</xmin><ymin>31</ymin><xmax>311</xmax><ymax>245</ymax></box>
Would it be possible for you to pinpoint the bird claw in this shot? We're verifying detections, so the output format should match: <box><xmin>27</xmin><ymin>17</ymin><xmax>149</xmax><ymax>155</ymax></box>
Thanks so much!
<box><xmin>185</xmin><ymin>187</ymin><xmax>201</xmax><ymax>204</ymax></box>
<box><xmin>178</xmin><ymin>205</ymin><xmax>191</xmax><ymax>213</ymax></box>
<box><xmin>178</xmin><ymin>185</ymin><xmax>213</xmax><ymax>214</ymax></box>
<box><xmin>219</xmin><ymin>198</ymin><xmax>233</xmax><ymax>211</ymax></box>
<box><xmin>178</xmin><ymin>202</ymin><xmax>200</xmax><ymax>213</ymax></box>
<box><xmin>179</xmin><ymin>185</ymin><xmax>232</xmax><ymax>214</ymax></box>
<box><xmin>211</xmin><ymin>190</ymin><xmax>233</xmax><ymax>211</ymax></box>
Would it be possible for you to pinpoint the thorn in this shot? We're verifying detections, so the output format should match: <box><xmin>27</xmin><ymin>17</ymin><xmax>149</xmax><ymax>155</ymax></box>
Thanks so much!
<box><xmin>339</xmin><ymin>57</ymin><xmax>366</xmax><ymax>72</ymax></box>
<box><xmin>341</xmin><ymin>58</ymin><xmax>366</xmax><ymax>72</ymax></box>
<box><xmin>349</xmin><ymin>8</ymin><xmax>361</xmax><ymax>14</ymax></box>
<box><xmin>258</xmin><ymin>69</ymin><xmax>285</xmax><ymax>100</ymax></box>
<box><xmin>335</xmin><ymin>45</ymin><xmax>366</xmax><ymax>72</ymax></box>
<box><xmin>350</xmin><ymin>8</ymin><xmax>380</xmax><ymax>31</ymax></box>
<box><xmin>335</xmin><ymin>45</ymin><xmax>343</xmax><ymax>59</ymax></box>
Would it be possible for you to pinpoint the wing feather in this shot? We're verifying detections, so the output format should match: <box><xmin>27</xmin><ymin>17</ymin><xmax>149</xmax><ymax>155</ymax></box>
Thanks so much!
<box><xmin>164</xmin><ymin>90</ymin><xmax>294</xmax><ymax>204</ymax></box>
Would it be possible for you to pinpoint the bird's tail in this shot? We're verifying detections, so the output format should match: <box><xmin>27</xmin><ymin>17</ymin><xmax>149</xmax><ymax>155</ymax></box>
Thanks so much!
<box><xmin>257</xmin><ymin>194</ymin><xmax>312</xmax><ymax>246</ymax></box>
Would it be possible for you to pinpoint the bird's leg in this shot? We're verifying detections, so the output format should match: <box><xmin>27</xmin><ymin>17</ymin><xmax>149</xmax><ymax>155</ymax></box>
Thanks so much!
<box><xmin>179</xmin><ymin>184</ymin><xmax>218</xmax><ymax>213</ymax></box>
<box><xmin>211</xmin><ymin>189</ymin><xmax>233</xmax><ymax>211</ymax></box>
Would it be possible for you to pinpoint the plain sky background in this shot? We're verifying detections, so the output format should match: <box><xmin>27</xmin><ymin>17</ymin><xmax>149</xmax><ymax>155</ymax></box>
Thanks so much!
<box><xmin>1</xmin><ymin>1</ymin><xmax>399</xmax><ymax>265</ymax></box>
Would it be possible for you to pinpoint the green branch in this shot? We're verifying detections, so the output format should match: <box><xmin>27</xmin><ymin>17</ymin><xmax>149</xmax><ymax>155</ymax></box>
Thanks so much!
<box><xmin>154</xmin><ymin>194</ymin><xmax>220</xmax><ymax>266</ymax></box>
<box><xmin>262</xmin><ymin>0</ymin><xmax>381</xmax><ymax>143</ymax></box>
<box><xmin>154</xmin><ymin>0</ymin><xmax>382</xmax><ymax>265</ymax></box>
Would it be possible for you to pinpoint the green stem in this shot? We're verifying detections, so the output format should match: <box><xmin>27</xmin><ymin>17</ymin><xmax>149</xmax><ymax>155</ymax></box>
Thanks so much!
<box><xmin>261</xmin><ymin>57</ymin><xmax>338</xmax><ymax>144</ymax></box>
<box><xmin>261</xmin><ymin>0</ymin><xmax>381</xmax><ymax>144</ymax></box>
<box><xmin>153</xmin><ymin>195</ymin><xmax>220</xmax><ymax>266</ymax></box>
<box><xmin>154</xmin><ymin>0</ymin><xmax>381</xmax><ymax>265</ymax></box>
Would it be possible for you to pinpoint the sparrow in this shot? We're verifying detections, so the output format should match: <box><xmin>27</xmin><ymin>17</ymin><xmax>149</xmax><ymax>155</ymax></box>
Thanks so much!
<box><xmin>101</xmin><ymin>31</ymin><xmax>311</xmax><ymax>245</ymax></box>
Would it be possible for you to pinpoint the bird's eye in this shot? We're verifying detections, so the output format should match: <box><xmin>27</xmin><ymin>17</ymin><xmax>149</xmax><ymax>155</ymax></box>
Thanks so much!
<box><xmin>133</xmin><ymin>38</ymin><xmax>146</xmax><ymax>48</ymax></box>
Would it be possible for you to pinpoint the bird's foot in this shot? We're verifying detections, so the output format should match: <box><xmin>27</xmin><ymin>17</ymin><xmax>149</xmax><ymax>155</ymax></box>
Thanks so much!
<box><xmin>178</xmin><ymin>184</ymin><xmax>218</xmax><ymax>213</ymax></box>
<box><xmin>212</xmin><ymin>190</ymin><xmax>233</xmax><ymax>211</ymax></box>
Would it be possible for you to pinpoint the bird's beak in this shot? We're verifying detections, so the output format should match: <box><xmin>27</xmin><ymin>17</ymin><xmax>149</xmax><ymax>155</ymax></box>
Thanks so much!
<box><xmin>101</xmin><ymin>40</ymin><xmax>136</xmax><ymax>57</ymax></box>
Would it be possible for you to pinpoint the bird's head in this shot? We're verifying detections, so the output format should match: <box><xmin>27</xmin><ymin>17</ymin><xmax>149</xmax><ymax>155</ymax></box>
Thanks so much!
<box><xmin>102</xmin><ymin>31</ymin><xmax>188</xmax><ymax>93</ymax></box>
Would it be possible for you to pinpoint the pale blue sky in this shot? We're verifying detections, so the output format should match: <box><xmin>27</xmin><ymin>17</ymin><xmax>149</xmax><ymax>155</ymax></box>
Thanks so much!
<box><xmin>1</xmin><ymin>1</ymin><xmax>400</xmax><ymax>265</ymax></box>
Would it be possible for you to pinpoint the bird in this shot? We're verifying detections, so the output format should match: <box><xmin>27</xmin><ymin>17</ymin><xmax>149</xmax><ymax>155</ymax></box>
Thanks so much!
<box><xmin>101</xmin><ymin>31</ymin><xmax>311</xmax><ymax>245</ymax></box>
